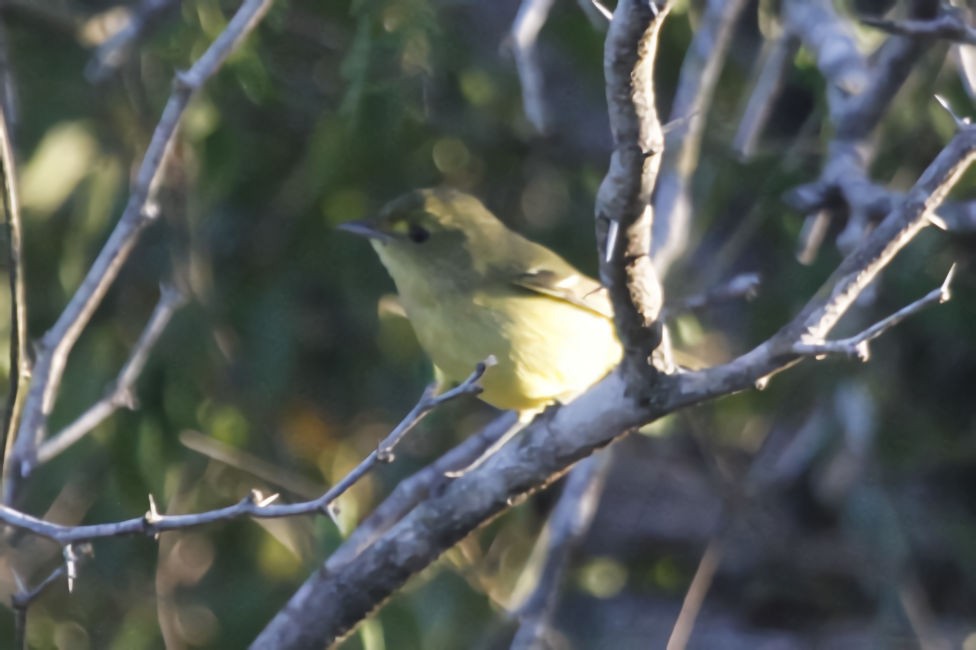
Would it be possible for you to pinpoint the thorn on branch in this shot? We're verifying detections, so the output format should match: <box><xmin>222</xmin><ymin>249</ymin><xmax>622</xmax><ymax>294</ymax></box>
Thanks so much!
<box><xmin>322</xmin><ymin>503</ymin><xmax>340</xmax><ymax>527</ymax></box>
<box><xmin>940</xmin><ymin>263</ymin><xmax>957</xmax><ymax>302</ymax></box>
<box><xmin>926</xmin><ymin>212</ymin><xmax>949</xmax><ymax>230</ymax></box>
<box><xmin>935</xmin><ymin>94</ymin><xmax>972</xmax><ymax>128</ymax></box>
<box><xmin>113</xmin><ymin>386</ymin><xmax>138</xmax><ymax>410</ymax></box>
<box><xmin>249</xmin><ymin>489</ymin><xmax>280</xmax><ymax>507</ymax></box>
<box><xmin>604</xmin><ymin>219</ymin><xmax>620</xmax><ymax>263</ymax></box>
<box><xmin>141</xmin><ymin>199</ymin><xmax>161</xmax><ymax>221</ymax></box>
<box><xmin>11</xmin><ymin>568</ymin><xmax>25</xmax><ymax>594</ymax></box>
<box><xmin>144</xmin><ymin>493</ymin><xmax>162</xmax><ymax>534</ymax></box>
<box><xmin>63</xmin><ymin>543</ymin><xmax>93</xmax><ymax>593</ymax></box>
<box><xmin>589</xmin><ymin>0</ymin><xmax>612</xmax><ymax>22</ymax></box>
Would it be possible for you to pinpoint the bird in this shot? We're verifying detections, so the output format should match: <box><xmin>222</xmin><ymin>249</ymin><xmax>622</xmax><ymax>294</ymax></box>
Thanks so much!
<box><xmin>339</xmin><ymin>188</ymin><xmax>622</xmax><ymax>473</ymax></box>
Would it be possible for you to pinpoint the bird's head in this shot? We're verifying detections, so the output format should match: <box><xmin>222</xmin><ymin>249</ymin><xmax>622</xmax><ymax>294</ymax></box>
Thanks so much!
<box><xmin>339</xmin><ymin>188</ymin><xmax>505</xmax><ymax>277</ymax></box>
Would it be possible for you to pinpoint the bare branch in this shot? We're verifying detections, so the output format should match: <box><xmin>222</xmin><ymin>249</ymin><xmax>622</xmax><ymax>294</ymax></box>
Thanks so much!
<box><xmin>0</xmin><ymin>363</ymin><xmax>486</xmax><ymax>546</ymax></box>
<box><xmin>862</xmin><ymin>9</ymin><xmax>976</xmax><ymax>46</ymax></box>
<box><xmin>783</xmin><ymin>1</ymin><xmax>941</xmax><ymax>263</ymax></box>
<box><xmin>11</xmin><ymin>544</ymin><xmax>93</xmax><ymax>650</ymax></box>
<box><xmin>733</xmin><ymin>34</ymin><xmax>798</xmax><ymax>159</ymax></box>
<box><xmin>652</xmin><ymin>0</ymin><xmax>749</xmax><ymax>275</ymax></box>
<box><xmin>784</xmin><ymin>0</ymin><xmax>869</xmax><ymax>96</ymax></box>
<box><xmin>673</xmin><ymin>123</ymin><xmax>976</xmax><ymax>406</ymax></box>
<box><xmin>334</xmin><ymin>361</ymin><xmax>487</xmax><ymax>491</ymax></box>
<box><xmin>662</xmin><ymin>272</ymin><xmax>761</xmax><ymax>318</ymax></box>
<box><xmin>326</xmin><ymin>411</ymin><xmax>517</xmax><ymax>570</ymax></box>
<box><xmin>180</xmin><ymin>430</ymin><xmax>327</xmax><ymax>500</ymax></box>
<box><xmin>597</xmin><ymin>0</ymin><xmax>668</xmax><ymax>378</ymax></box>
<box><xmin>511</xmin><ymin>0</ymin><xmax>557</xmax><ymax>134</ymax></box>
<box><xmin>834</xmin><ymin>0</ymin><xmax>939</xmax><ymax>141</ymax></box>
<box><xmin>510</xmin><ymin>452</ymin><xmax>611</xmax><ymax>649</ymax></box>
<box><xmin>792</xmin><ymin>265</ymin><xmax>954</xmax><ymax>362</ymax></box>
<box><xmin>251</xmin><ymin>368</ymin><xmax>640</xmax><ymax>649</ymax></box>
<box><xmin>3</xmin><ymin>0</ymin><xmax>276</xmax><ymax>503</ymax></box>
<box><xmin>35</xmin><ymin>284</ymin><xmax>187</xmax><ymax>465</ymax></box>
<box><xmin>0</xmin><ymin>16</ymin><xmax>28</xmax><ymax>472</ymax></box>
<box><xmin>666</xmin><ymin>538</ymin><xmax>722</xmax><ymax>650</ymax></box>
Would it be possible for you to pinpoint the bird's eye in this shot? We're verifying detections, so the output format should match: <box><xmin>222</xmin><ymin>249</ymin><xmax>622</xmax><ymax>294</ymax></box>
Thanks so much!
<box><xmin>407</xmin><ymin>224</ymin><xmax>430</xmax><ymax>243</ymax></box>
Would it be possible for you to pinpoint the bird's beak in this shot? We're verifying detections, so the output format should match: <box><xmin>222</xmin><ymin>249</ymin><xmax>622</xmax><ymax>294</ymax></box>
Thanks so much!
<box><xmin>337</xmin><ymin>220</ymin><xmax>393</xmax><ymax>243</ymax></box>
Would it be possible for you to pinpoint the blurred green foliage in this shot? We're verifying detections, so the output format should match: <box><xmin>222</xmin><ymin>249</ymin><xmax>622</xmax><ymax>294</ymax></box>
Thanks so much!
<box><xmin>0</xmin><ymin>0</ymin><xmax>973</xmax><ymax>648</ymax></box>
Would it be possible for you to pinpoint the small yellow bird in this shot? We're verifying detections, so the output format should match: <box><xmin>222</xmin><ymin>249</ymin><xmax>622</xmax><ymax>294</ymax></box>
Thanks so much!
<box><xmin>340</xmin><ymin>188</ymin><xmax>622</xmax><ymax>468</ymax></box>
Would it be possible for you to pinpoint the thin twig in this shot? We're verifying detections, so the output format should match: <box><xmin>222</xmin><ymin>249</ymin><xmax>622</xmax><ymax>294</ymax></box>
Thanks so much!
<box><xmin>783</xmin><ymin>0</ymin><xmax>869</xmax><ymax>95</ymax></box>
<box><xmin>511</xmin><ymin>0</ymin><xmax>557</xmax><ymax>134</ymax></box>
<box><xmin>782</xmin><ymin>0</ymin><xmax>940</xmax><ymax>264</ymax></box>
<box><xmin>792</xmin><ymin>265</ymin><xmax>955</xmax><ymax>361</ymax></box>
<box><xmin>674</xmin><ymin>124</ymin><xmax>976</xmax><ymax>406</ymax></box>
<box><xmin>0</xmin><ymin>18</ymin><xmax>28</xmax><ymax>473</ymax></box>
<box><xmin>0</xmin><ymin>362</ymin><xmax>487</xmax><ymax>545</ymax></box>
<box><xmin>652</xmin><ymin>0</ymin><xmax>749</xmax><ymax>275</ymax></box>
<box><xmin>662</xmin><ymin>272</ymin><xmax>760</xmax><ymax>318</ymax></box>
<box><xmin>180</xmin><ymin>430</ymin><xmax>327</xmax><ymax>500</ymax></box>
<box><xmin>11</xmin><ymin>544</ymin><xmax>94</xmax><ymax>650</ymax></box>
<box><xmin>666</xmin><ymin>538</ymin><xmax>722</xmax><ymax>650</ymax></box>
<box><xmin>861</xmin><ymin>11</ymin><xmax>976</xmax><ymax>46</ymax></box>
<box><xmin>3</xmin><ymin>0</ymin><xmax>276</xmax><ymax>503</ymax></box>
<box><xmin>325</xmin><ymin>410</ymin><xmax>516</xmax><ymax>570</ymax></box>
<box><xmin>733</xmin><ymin>33</ymin><xmax>798</xmax><ymax>158</ymax></box>
<box><xmin>509</xmin><ymin>452</ymin><xmax>611</xmax><ymax>649</ymax></box>
<box><xmin>35</xmin><ymin>284</ymin><xmax>187</xmax><ymax>465</ymax></box>
<box><xmin>250</xmin><ymin>9</ymin><xmax>975</xmax><ymax>650</ymax></box>
<box><xmin>336</xmin><ymin>360</ymin><xmax>488</xmax><ymax>490</ymax></box>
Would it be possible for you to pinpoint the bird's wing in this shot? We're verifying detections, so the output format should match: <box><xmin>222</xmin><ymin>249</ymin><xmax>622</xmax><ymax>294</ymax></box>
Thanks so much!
<box><xmin>512</xmin><ymin>268</ymin><xmax>614</xmax><ymax>320</ymax></box>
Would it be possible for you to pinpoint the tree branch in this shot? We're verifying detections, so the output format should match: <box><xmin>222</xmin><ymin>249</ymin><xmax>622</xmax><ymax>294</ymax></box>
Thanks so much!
<box><xmin>672</xmin><ymin>122</ymin><xmax>976</xmax><ymax>406</ymax></box>
<box><xmin>861</xmin><ymin>9</ymin><xmax>976</xmax><ymax>46</ymax></box>
<box><xmin>0</xmin><ymin>16</ymin><xmax>28</xmax><ymax>473</ymax></box>
<box><xmin>652</xmin><ymin>0</ymin><xmax>749</xmax><ymax>275</ymax></box>
<box><xmin>791</xmin><ymin>265</ymin><xmax>954</xmax><ymax>362</ymax></box>
<box><xmin>509</xmin><ymin>452</ymin><xmax>611</xmax><ymax>649</ymax></box>
<box><xmin>510</xmin><ymin>0</ymin><xmax>557</xmax><ymax>135</ymax></box>
<box><xmin>597</xmin><ymin>0</ymin><xmax>667</xmax><ymax>380</ymax></box>
<box><xmin>0</xmin><ymin>363</ymin><xmax>487</xmax><ymax>545</ymax></box>
<box><xmin>2</xmin><ymin>0</ymin><xmax>276</xmax><ymax>504</ymax></box>
<box><xmin>247</xmin><ymin>115</ymin><xmax>975</xmax><ymax>650</ymax></box>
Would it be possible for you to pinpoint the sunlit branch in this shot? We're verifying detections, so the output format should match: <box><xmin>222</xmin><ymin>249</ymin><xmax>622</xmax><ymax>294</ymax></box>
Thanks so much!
<box><xmin>861</xmin><ymin>9</ymin><xmax>976</xmax><ymax>46</ymax></box>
